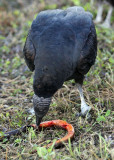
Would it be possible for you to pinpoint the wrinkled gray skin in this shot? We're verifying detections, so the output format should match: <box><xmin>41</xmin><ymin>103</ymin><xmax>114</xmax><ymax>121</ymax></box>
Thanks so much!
<box><xmin>33</xmin><ymin>94</ymin><xmax>52</xmax><ymax>126</ymax></box>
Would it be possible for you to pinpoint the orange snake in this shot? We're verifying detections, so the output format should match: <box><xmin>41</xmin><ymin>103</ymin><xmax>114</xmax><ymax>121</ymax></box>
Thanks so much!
<box><xmin>0</xmin><ymin>120</ymin><xmax>75</xmax><ymax>153</ymax></box>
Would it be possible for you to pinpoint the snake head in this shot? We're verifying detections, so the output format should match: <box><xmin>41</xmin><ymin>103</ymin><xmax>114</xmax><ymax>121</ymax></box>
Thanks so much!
<box><xmin>33</xmin><ymin>94</ymin><xmax>52</xmax><ymax>126</ymax></box>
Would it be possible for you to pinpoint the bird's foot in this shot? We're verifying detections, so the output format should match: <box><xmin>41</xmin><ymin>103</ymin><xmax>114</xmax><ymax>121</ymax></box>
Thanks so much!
<box><xmin>101</xmin><ymin>22</ymin><xmax>111</xmax><ymax>28</ymax></box>
<box><xmin>94</xmin><ymin>18</ymin><xmax>102</xmax><ymax>24</ymax></box>
<box><xmin>81</xmin><ymin>103</ymin><xmax>91</xmax><ymax>116</ymax></box>
<box><xmin>76</xmin><ymin>104</ymin><xmax>91</xmax><ymax>119</ymax></box>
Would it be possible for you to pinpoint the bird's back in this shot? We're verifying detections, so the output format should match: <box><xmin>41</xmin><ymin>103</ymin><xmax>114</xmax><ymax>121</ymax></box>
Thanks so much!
<box><xmin>31</xmin><ymin>6</ymin><xmax>94</xmax><ymax>76</ymax></box>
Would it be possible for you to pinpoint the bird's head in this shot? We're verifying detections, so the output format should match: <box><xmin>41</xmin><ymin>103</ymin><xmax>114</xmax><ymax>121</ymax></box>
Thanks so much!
<box><xmin>33</xmin><ymin>94</ymin><xmax>52</xmax><ymax>126</ymax></box>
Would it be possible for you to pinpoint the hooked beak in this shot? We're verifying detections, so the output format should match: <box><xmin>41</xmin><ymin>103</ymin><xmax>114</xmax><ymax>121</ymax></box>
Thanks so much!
<box><xmin>33</xmin><ymin>94</ymin><xmax>52</xmax><ymax>126</ymax></box>
<box><xmin>36</xmin><ymin>115</ymin><xmax>42</xmax><ymax>126</ymax></box>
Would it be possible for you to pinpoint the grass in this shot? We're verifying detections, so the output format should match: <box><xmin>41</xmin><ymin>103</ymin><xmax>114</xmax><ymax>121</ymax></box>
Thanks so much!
<box><xmin>0</xmin><ymin>0</ymin><xmax>114</xmax><ymax>159</ymax></box>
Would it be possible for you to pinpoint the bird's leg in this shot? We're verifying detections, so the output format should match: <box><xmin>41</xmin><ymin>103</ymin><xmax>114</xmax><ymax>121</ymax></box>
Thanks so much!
<box><xmin>33</xmin><ymin>94</ymin><xmax>52</xmax><ymax>126</ymax></box>
<box><xmin>90</xmin><ymin>0</ymin><xmax>94</xmax><ymax>6</ymax></box>
<box><xmin>94</xmin><ymin>1</ymin><xmax>103</xmax><ymax>23</ymax></box>
<box><xmin>101</xmin><ymin>6</ymin><xmax>113</xmax><ymax>28</ymax></box>
<box><xmin>76</xmin><ymin>84</ymin><xmax>91</xmax><ymax>116</ymax></box>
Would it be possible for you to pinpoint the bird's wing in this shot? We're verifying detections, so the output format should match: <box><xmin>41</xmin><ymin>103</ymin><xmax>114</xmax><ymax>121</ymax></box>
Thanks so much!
<box><xmin>66</xmin><ymin>7</ymin><xmax>97</xmax><ymax>74</ymax></box>
<box><xmin>77</xmin><ymin>22</ymin><xmax>97</xmax><ymax>75</ymax></box>
<box><xmin>23</xmin><ymin>29</ymin><xmax>35</xmax><ymax>71</ymax></box>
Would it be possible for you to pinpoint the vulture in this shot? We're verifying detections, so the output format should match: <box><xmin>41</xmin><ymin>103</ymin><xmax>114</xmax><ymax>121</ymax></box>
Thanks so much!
<box><xmin>23</xmin><ymin>6</ymin><xmax>97</xmax><ymax>126</ymax></box>
<box><xmin>93</xmin><ymin>0</ymin><xmax>114</xmax><ymax>28</ymax></box>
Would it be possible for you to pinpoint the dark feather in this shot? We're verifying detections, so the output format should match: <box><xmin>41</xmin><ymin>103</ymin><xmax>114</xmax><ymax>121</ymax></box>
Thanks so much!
<box><xmin>23</xmin><ymin>30</ymin><xmax>35</xmax><ymax>71</ymax></box>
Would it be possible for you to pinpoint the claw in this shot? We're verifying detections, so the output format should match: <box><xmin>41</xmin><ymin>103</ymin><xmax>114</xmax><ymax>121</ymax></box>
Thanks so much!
<box><xmin>76</xmin><ymin>109</ymin><xmax>91</xmax><ymax>120</ymax></box>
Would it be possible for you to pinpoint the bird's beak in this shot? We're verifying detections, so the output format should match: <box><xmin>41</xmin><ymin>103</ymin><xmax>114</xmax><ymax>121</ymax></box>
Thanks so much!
<box><xmin>36</xmin><ymin>115</ymin><xmax>42</xmax><ymax>126</ymax></box>
<box><xmin>33</xmin><ymin>94</ymin><xmax>52</xmax><ymax>126</ymax></box>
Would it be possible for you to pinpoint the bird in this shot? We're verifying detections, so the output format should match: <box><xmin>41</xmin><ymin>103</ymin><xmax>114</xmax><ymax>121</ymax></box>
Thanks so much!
<box><xmin>23</xmin><ymin>6</ymin><xmax>97</xmax><ymax>126</ymax></box>
<box><xmin>93</xmin><ymin>0</ymin><xmax>114</xmax><ymax>28</ymax></box>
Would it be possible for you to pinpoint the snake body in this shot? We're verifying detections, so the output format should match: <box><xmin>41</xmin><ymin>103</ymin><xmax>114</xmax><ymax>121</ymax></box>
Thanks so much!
<box><xmin>0</xmin><ymin>120</ymin><xmax>74</xmax><ymax>153</ymax></box>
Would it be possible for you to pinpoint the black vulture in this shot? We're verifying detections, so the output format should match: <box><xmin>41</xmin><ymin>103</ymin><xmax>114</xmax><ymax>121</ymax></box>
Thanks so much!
<box><xmin>23</xmin><ymin>6</ymin><xmax>97</xmax><ymax>126</ymax></box>
<box><xmin>93</xmin><ymin>0</ymin><xmax>114</xmax><ymax>28</ymax></box>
